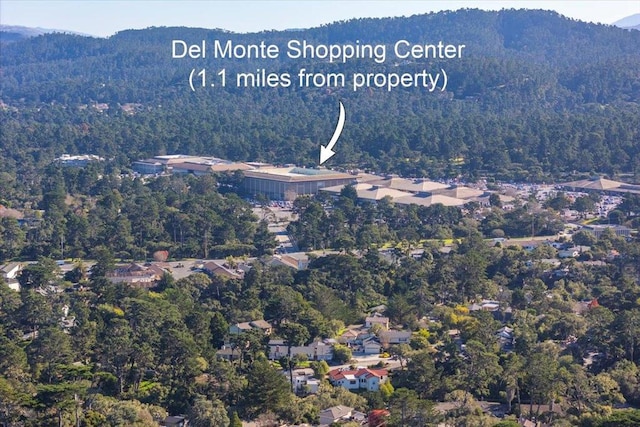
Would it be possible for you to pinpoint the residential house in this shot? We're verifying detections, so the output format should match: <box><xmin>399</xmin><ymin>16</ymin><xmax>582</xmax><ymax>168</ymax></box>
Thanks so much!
<box><xmin>286</xmin><ymin>368</ymin><xmax>320</xmax><ymax>394</ymax></box>
<box><xmin>558</xmin><ymin>245</ymin><xmax>590</xmax><ymax>258</ymax></box>
<box><xmin>21</xmin><ymin>331</ymin><xmax>39</xmax><ymax>340</ymax></box>
<box><xmin>59</xmin><ymin>304</ymin><xmax>77</xmax><ymax>332</ymax></box>
<box><xmin>447</xmin><ymin>329</ymin><xmax>461</xmax><ymax>339</ymax></box>
<box><xmin>558</xmin><ymin>248</ymin><xmax>580</xmax><ymax>258</ymax></box>
<box><xmin>34</xmin><ymin>285</ymin><xmax>62</xmax><ymax>297</ymax></box>
<box><xmin>525</xmin><ymin>258</ymin><xmax>561</xmax><ymax>270</ymax></box>
<box><xmin>162</xmin><ymin>416</ymin><xmax>188</xmax><ymax>427</ymax></box>
<box><xmin>319</xmin><ymin>406</ymin><xmax>354</xmax><ymax>426</ymax></box>
<box><xmin>229</xmin><ymin>320</ymin><xmax>272</xmax><ymax>335</ymax></box>
<box><xmin>552</xmin><ymin>267</ymin><xmax>571</xmax><ymax>278</ymax></box>
<box><xmin>106</xmin><ymin>263</ymin><xmax>168</xmax><ymax>288</ymax></box>
<box><xmin>521</xmin><ymin>241</ymin><xmax>541</xmax><ymax>251</ymax></box>
<box><xmin>378</xmin><ymin>330</ymin><xmax>411</xmax><ymax>347</ymax></box>
<box><xmin>215</xmin><ymin>346</ymin><xmax>236</xmax><ymax>361</ymax></box>
<box><xmin>606</xmin><ymin>249</ymin><xmax>621</xmax><ymax>261</ymax></box>
<box><xmin>368</xmin><ymin>304</ymin><xmax>387</xmax><ymax>314</ymax></box>
<box><xmin>519</xmin><ymin>419</ymin><xmax>536</xmax><ymax>427</ymax></box>
<box><xmin>339</xmin><ymin>329</ymin><xmax>360</xmax><ymax>345</ymax></box>
<box><xmin>518</xmin><ymin>403</ymin><xmax>563</xmax><ymax>421</ymax></box>
<box><xmin>0</xmin><ymin>261</ymin><xmax>23</xmax><ymax>280</ymax></box>
<box><xmin>496</xmin><ymin>326</ymin><xmax>514</xmax><ymax>351</ymax></box>
<box><xmin>581</xmin><ymin>260</ymin><xmax>607</xmax><ymax>267</ymax></box>
<box><xmin>493</xmin><ymin>306</ymin><xmax>513</xmax><ymax>323</ymax></box>
<box><xmin>267</xmin><ymin>254</ymin><xmax>309</xmax><ymax>270</ymax></box>
<box><xmin>328</xmin><ymin>367</ymin><xmax>389</xmax><ymax>392</ymax></box>
<box><xmin>228</xmin><ymin>322</ymin><xmax>253</xmax><ymax>335</ymax></box>
<box><xmin>0</xmin><ymin>262</ymin><xmax>23</xmax><ymax>291</ymax></box>
<box><xmin>361</xmin><ymin>337</ymin><xmax>382</xmax><ymax>355</ymax></box>
<box><xmin>365</xmin><ymin>314</ymin><xmax>389</xmax><ymax>330</ymax></box>
<box><xmin>202</xmin><ymin>261</ymin><xmax>245</xmax><ymax>280</ymax></box>
<box><xmin>269</xmin><ymin>340</ymin><xmax>333</xmax><ymax>361</ymax></box>
<box><xmin>468</xmin><ymin>300</ymin><xmax>500</xmax><ymax>312</ymax></box>
<box><xmin>324</xmin><ymin>337</ymin><xmax>339</xmax><ymax>346</ymax></box>
<box><xmin>469</xmin><ymin>299</ymin><xmax>513</xmax><ymax>322</ymax></box>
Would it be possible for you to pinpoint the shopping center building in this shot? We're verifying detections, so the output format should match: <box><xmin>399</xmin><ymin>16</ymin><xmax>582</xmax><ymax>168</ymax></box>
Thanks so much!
<box><xmin>243</xmin><ymin>167</ymin><xmax>356</xmax><ymax>200</ymax></box>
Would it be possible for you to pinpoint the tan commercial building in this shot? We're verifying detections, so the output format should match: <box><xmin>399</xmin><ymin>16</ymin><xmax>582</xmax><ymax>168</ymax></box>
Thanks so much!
<box><xmin>562</xmin><ymin>177</ymin><xmax>640</xmax><ymax>195</ymax></box>
<box><xmin>243</xmin><ymin>167</ymin><xmax>356</xmax><ymax>200</ymax></box>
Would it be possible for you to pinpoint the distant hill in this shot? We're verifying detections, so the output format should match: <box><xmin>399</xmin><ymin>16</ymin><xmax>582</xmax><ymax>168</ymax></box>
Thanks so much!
<box><xmin>0</xmin><ymin>24</ymin><xmax>92</xmax><ymax>43</ymax></box>
<box><xmin>1</xmin><ymin>9</ymin><xmax>639</xmax><ymax>181</ymax></box>
<box><xmin>612</xmin><ymin>13</ymin><xmax>640</xmax><ymax>28</ymax></box>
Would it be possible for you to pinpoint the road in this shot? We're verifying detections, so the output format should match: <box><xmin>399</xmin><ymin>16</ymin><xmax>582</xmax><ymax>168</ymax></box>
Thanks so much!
<box><xmin>253</xmin><ymin>206</ymin><xmax>299</xmax><ymax>253</ymax></box>
<box><xmin>268</xmin><ymin>223</ymin><xmax>298</xmax><ymax>253</ymax></box>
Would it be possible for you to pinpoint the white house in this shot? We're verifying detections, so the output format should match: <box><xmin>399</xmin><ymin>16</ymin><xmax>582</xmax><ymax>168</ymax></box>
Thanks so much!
<box><xmin>327</xmin><ymin>367</ymin><xmax>388</xmax><ymax>392</ymax></box>
<box><xmin>285</xmin><ymin>368</ymin><xmax>320</xmax><ymax>394</ymax></box>
<box><xmin>0</xmin><ymin>262</ymin><xmax>23</xmax><ymax>280</ymax></box>
<box><xmin>0</xmin><ymin>262</ymin><xmax>23</xmax><ymax>291</ymax></box>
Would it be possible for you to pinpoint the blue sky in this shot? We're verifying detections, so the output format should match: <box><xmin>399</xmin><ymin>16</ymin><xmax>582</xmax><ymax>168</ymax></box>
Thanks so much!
<box><xmin>1</xmin><ymin>1</ymin><xmax>638</xmax><ymax>37</ymax></box>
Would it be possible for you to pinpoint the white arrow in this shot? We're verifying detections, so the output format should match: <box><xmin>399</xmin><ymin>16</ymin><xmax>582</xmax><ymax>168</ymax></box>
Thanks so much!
<box><xmin>319</xmin><ymin>100</ymin><xmax>345</xmax><ymax>165</ymax></box>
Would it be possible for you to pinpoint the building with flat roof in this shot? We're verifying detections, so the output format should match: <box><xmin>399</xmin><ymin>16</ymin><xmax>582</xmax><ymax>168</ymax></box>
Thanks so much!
<box><xmin>583</xmin><ymin>224</ymin><xmax>632</xmax><ymax>238</ymax></box>
<box><xmin>55</xmin><ymin>154</ymin><xmax>105</xmax><ymax>167</ymax></box>
<box><xmin>170</xmin><ymin>160</ymin><xmax>252</xmax><ymax>175</ymax></box>
<box><xmin>132</xmin><ymin>160</ymin><xmax>165</xmax><ymax>175</ymax></box>
<box><xmin>133</xmin><ymin>154</ymin><xmax>252</xmax><ymax>176</ymax></box>
<box><xmin>243</xmin><ymin>167</ymin><xmax>356</xmax><ymax>200</ymax></box>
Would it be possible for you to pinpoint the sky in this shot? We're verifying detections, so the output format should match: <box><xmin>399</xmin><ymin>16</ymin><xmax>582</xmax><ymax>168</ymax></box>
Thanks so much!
<box><xmin>1</xmin><ymin>1</ymin><xmax>638</xmax><ymax>37</ymax></box>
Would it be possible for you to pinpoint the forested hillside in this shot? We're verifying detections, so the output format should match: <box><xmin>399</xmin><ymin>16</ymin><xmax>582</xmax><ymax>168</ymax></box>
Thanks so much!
<box><xmin>1</xmin><ymin>8</ymin><xmax>640</xmax><ymax>199</ymax></box>
<box><xmin>3</xmin><ymin>9</ymin><xmax>640</xmax><ymax>427</ymax></box>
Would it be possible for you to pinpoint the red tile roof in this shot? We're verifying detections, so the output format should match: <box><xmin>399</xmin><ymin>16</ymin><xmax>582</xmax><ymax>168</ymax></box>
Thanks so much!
<box><xmin>328</xmin><ymin>367</ymin><xmax>388</xmax><ymax>381</ymax></box>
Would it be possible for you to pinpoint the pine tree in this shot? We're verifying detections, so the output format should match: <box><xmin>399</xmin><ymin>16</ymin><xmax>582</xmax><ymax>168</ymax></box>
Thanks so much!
<box><xmin>229</xmin><ymin>412</ymin><xmax>242</xmax><ymax>427</ymax></box>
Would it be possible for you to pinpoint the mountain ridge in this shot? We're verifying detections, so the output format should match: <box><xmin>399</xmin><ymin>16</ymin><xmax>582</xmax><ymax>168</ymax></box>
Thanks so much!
<box><xmin>612</xmin><ymin>13</ymin><xmax>640</xmax><ymax>28</ymax></box>
<box><xmin>1</xmin><ymin>9</ymin><xmax>639</xmax><ymax>181</ymax></box>
<box><xmin>0</xmin><ymin>24</ymin><xmax>93</xmax><ymax>43</ymax></box>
